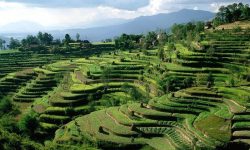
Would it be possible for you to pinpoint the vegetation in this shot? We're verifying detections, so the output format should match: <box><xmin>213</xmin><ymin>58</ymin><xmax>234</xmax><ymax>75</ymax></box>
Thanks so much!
<box><xmin>213</xmin><ymin>3</ymin><xmax>250</xmax><ymax>26</ymax></box>
<box><xmin>0</xmin><ymin>2</ymin><xmax>249</xmax><ymax>150</ymax></box>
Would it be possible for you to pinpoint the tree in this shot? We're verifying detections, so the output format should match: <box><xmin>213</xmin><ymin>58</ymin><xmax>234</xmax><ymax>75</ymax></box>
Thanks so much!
<box><xmin>37</xmin><ymin>32</ymin><xmax>43</xmax><ymax>44</ymax></box>
<box><xmin>43</xmin><ymin>32</ymin><xmax>53</xmax><ymax>45</ymax></box>
<box><xmin>207</xmin><ymin>72</ymin><xmax>214</xmax><ymax>88</ymax></box>
<box><xmin>166</xmin><ymin>43</ymin><xmax>176</xmax><ymax>62</ymax></box>
<box><xmin>21</xmin><ymin>35</ymin><xmax>39</xmax><ymax>47</ymax></box>
<box><xmin>196</xmin><ymin>73</ymin><xmax>208</xmax><ymax>86</ymax></box>
<box><xmin>183</xmin><ymin>77</ymin><xmax>194</xmax><ymax>88</ymax></box>
<box><xmin>18</xmin><ymin>110</ymin><xmax>39</xmax><ymax>136</ymax></box>
<box><xmin>206</xmin><ymin>46</ymin><xmax>215</xmax><ymax>57</ymax></box>
<box><xmin>64</xmin><ymin>34</ymin><xmax>72</xmax><ymax>45</ymax></box>
<box><xmin>213</xmin><ymin>3</ymin><xmax>250</xmax><ymax>26</ymax></box>
<box><xmin>145</xmin><ymin>31</ymin><xmax>158</xmax><ymax>48</ymax></box>
<box><xmin>159</xmin><ymin>76</ymin><xmax>179</xmax><ymax>93</ymax></box>
<box><xmin>37</xmin><ymin>32</ymin><xmax>53</xmax><ymax>45</ymax></box>
<box><xmin>101</xmin><ymin>66</ymin><xmax>112</xmax><ymax>85</ymax></box>
<box><xmin>157</xmin><ymin>45</ymin><xmax>165</xmax><ymax>61</ymax></box>
<box><xmin>0</xmin><ymin>97</ymin><xmax>13</xmax><ymax>115</ymax></box>
<box><xmin>8</xmin><ymin>38</ymin><xmax>21</xmax><ymax>49</ymax></box>
<box><xmin>195</xmin><ymin>22</ymin><xmax>205</xmax><ymax>33</ymax></box>
<box><xmin>171</xmin><ymin>23</ymin><xmax>188</xmax><ymax>41</ymax></box>
<box><xmin>157</xmin><ymin>30</ymin><xmax>168</xmax><ymax>46</ymax></box>
<box><xmin>76</xmin><ymin>33</ymin><xmax>80</xmax><ymax>42</ymax></box>
<box><xmin>0</xmin><ymin>38</ymin><xmax>6</xmax><ymax>50</ymax></box>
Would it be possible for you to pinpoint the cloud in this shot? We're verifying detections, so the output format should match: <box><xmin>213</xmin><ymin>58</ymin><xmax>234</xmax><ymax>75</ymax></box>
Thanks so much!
<box><xmin>0</xmin><ymin>0</ymin><xmax>249</xmax><ymax>31</ymax></box>
<box><xmin>3</xmin><ymin>0</ymin><xmax>149</xmax><ymax>10</ymax></box>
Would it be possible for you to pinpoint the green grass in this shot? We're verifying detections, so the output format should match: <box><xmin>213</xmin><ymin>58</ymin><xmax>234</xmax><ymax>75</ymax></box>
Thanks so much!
<box><xmin>194</xmin><ymin>114</ymin><xmax>231</xmax><ymax>142</ymax></box>
<box><xmin>0</xmin><ymin>49</ymin><xmax>19</xmax><ymax>54</ymax></box>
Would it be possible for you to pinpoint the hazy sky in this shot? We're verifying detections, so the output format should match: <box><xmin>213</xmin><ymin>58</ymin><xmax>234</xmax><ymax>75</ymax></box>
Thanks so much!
<box><xmin>0</xmin><ymin>0</ymin><xmax>249</xmax><ymax>29</ymax></box>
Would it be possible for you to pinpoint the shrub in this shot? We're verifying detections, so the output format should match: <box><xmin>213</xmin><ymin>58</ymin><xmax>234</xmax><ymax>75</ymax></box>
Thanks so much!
<box><xmin>18</xmin><ymin>110</ymin><xmax>39</xmax><ymax>136</ymax></box>
<box><xmin>0</xmin><ymin>128</ymin><xmax>43</xmax><ymax>150</ymax></box>
<box><xmin>183</xmin><ymin>77</ymin><xmax>194</xmax><ymax>88</ymax></box>
<box><xmin>227</xmin><ymin>77</ymin><xmax>235</xmax><ymax>87</ymax></box>
<box><xmin>0</xmin><ymin>97</ymin><xmax>14</xmax><ymax>115</ymax></box>
<box><xmin>207</xmin><ymin>72</ymin><xmax>214</xmax><ymax>88</ymax></box>
<box><xmin>100</xmin><ymin>96</ymin><xmax>120</xmax><ymax>107</ymax></box>
<box><xmin>120</xmin><ymin>58</ymin><xmax>125</xmax><ymax>62</ymax></box>
<box><xmin>195</xmin><ymin>72</ymin><xmax>214</xmax><ymax>87</ymax></box>
<box><xmin>159</xmin><ymin>76</ymin><xmax>179</xmax><ymax>93</ymax></box>
<box><xmin>139</xmin><ymin>75</ymin><xmax>144</xmax><ymax>81</ymax></box>
<box><xmin>0</xmin><ymin>115</ymin><xmax>19</xmax><ymax>133</ymax></box>
<box><xmin>195</xmin><ymin>73</ymin><xmax>208</xmax><ymax>86</ymax></box>
<box><xmin>86</xmin><ymin>71</ymin><xmax>91</xmax><ymax>77</ymax></box>
<box><xmin>87</xmin><ymin>94</ymin><xmax>95</xmax><ymax>101</ymax></box>
<box><xmin>206</xmin><ymin>46</ymin><xmax>215</xmax><ymax>57</ymax></box>
<box><xmin>65</xmin><ymin>107</ymin><xmax>75</xmax><ymax>116</ymax></box>
<box><xmin>233</xmin><ymin>26</ymin><xmax>242</xmax><ymax>32</ymax></box>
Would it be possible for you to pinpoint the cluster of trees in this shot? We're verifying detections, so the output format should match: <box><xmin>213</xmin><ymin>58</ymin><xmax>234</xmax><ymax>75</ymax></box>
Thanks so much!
<box><xmin>170</xmin><ymin>21</ymin><xmax>205</xmax><ymax>42</ymax></box>
<box><xmin>114</xmin><ymin>34</ymin><xmax>143</xmax><ymax>50</ymax></box>
<box><xmin>6</xmin><ymin>32</ymin><xmax>90</xmax><ymax>51</ymax></box>
<box><xmin>0</xmin><ymin>96</ymin><xmax>42</xmax><ymax>148</ymax></box>
<box><xmin>114</xmin><ymin>30</ymin><xmax>168</xmax><ymax>50</ymax></box>
<box><xmin>213</xmin><ymin>3</ymin><xmax>250</xmax><ymax>26</ymax></box>
<box><xmin>115</xmin><ymin>21</ymin><xmax>204</xmax><ymax>63</ymax></box>
<box><xmin>20</xmin><ymin>32</ymin><xmax>54</xmax><ymax>48</ymax></box>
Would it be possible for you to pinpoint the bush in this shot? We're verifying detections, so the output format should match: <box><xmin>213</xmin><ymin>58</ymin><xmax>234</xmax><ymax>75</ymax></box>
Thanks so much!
<box><xmin>120</xmin><ymin>58</ymin><xmax>125</xmax><ymax>62</ymax></box>
<box><xmin>18</xmin><ymin>110</ymin><xmax>39</xmax><ymax>136</ymax></box>
<box><xmin>0</xmin><ymin>128</ymin><xmax>43</xmax><ymax>150</ymax></box>
<box><xmin>87</xmin><ymin>94</ymin><xmax>95</xmax><ymax>101</ymax></box>
<box><xmin>183</xmin><ymin>77</ymin><xmax>194</xmax><ymax>88</ymax></box>
<box><xmin>195</xmin><ymin>73</ymin><xmax>208</xmax><ymax>86</ymax></box>
<box><xmin>100</xmin><ymin>95</ymin><xmax>120</xmax><ymax>107</ymax></box>
<box><xmin>159</xmin><ymin>76</ymin><xmax>179</xmax><ymax>93</ymax></box>
<box><xmin>0</xmin><ymin>97</ymin><xmax>14</xmax><ymax>115</ymax></box>
<box><xmin>207</xmin><ymin>72</ymin><xmax>214</xmax><ymax>88</ymax></box>
<box><xmin>233</xmin><ymin>26</ymin><xmax>242</xmax><ymax>32</ymax></box>
<box><xmin>65</xmin><ymin>107</ymin><xmax>75</xmax><ymax>116</ymax></box>
<box><xmin>86</xmin><ymin>71</ymin><xmax>91</xmax><ymax>77</ymax></box>
<box><xmin>0</xmin><ymin>115</ymin><xmax>19</xmax><ymax>133</ymax></box>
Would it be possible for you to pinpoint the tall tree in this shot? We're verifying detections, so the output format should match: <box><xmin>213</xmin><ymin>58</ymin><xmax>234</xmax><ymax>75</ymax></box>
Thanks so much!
<box><xmin>64</xmin><ymin>34</ymin><xmax>72</xmax><ymax>45</ymax></box>
<box><xmin>76</xmin><ymin>33</ymin><xmax>80</xmax><ymax>42</ymax></box>
<box><xmin>0</xmin><ymin>39</ymin><xmax>6</xmax><ymax>50</ymax></box>
<box><xmin>213</xmin><ymin>3</ymin><xmax>250</xmax><ymax>26</ymax></box>
<box><xmin>37</xmin><ymin>32</ymin><xmax>53</xmax><ymax>45</ymax></box>
<box><xmin>21</xmin><ymin>35</ymin><xmax>39</xmax><ymax>47</ymax></box>
<box><xmin>157</xmin><ymin>46</ymin><xmax>165</xmax><ymax>61</ymax></box>
<box><xmin>166</xmin><ymin>43</ymin><xmax>176</xmax><ymax>62</ymax></box>
<box><xmin>9</xmin><ymin>38</ymin><xmax>21</xmax><ymax>49</ymax></box>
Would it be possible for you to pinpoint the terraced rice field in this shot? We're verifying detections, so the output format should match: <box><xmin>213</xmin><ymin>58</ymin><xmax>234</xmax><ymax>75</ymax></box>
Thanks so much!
<box><xmin>0</xmin><ymin>30</ymin><xmax>249</xmax><ymax>149</ymax></box>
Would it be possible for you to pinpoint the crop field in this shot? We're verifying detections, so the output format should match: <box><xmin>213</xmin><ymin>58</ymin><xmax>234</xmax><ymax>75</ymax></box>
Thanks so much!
<box><xmin>4</xmin><ymin>28</ymin><xmax>246</xmax><ymax>149</ymax></box>
<box><xmin>0</xmin><ymin>20</ymin><xmax>250</xmax><ymax>150</ymax></box>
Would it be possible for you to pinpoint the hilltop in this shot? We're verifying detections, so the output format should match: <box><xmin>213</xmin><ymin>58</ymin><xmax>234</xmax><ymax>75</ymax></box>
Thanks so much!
<box><xmin>216</xmin><ymin>20</ymin><xmax>250</xmax><ymax>30</ymax></box>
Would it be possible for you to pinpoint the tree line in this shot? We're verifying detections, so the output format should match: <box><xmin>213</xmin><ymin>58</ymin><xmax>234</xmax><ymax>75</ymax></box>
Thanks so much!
<box><xmin>1</xmin><ymin>32</ymin><xmax>90</xmax><ymax>52</ymax></box>
<box><xmin>213</xmin><ymin>3</ymin><xmax>250</xmax><ymax>26</ymax></box>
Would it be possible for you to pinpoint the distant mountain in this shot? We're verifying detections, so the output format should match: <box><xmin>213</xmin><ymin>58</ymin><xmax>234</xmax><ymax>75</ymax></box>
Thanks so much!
<box><xmin>51</xmin><ymin>9</ymin><xmax>215</xmax><ymax>41</ymax></box>
<box><xmin>1</xmin><ymin>9</ymin><xmax>214</xmax><ymax>41</ymax></box>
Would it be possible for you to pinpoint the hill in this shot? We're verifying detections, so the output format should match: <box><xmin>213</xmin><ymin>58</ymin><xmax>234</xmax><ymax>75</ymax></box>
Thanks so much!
<box><xmin>50</xmin><ymin>9</ymin><xmax>214</xmax><ymax>41</ymax></box>
<box><xmin>0</xmin><ymin>23</ymin><xmax>250</xmax><ymax>149</ymax></box>
<box><xmin>216</xmin><ymin>20</ymin><xmax>250</xmax><ymax>30</ymax></box>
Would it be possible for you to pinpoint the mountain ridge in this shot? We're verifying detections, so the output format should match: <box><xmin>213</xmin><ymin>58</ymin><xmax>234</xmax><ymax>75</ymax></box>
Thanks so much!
<box><xmin>1</xmin><ymin>9</ymin><xmax>214</xmax><ymax>41</ymax></box>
